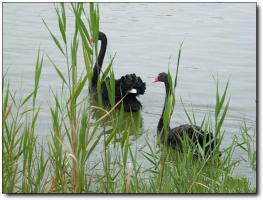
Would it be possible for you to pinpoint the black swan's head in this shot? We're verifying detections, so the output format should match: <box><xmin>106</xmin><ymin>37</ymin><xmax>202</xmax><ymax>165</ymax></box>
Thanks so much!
<box><xmin>152</xmin><ymin>72</ymin><xmax>168</xmax><ymax>83</ymax></box>
<box><xmin>88</xmin><ymin>31</ymin><xmax>107</xmax><ymax>44</ymax></box>
<box><xmin>98</xmin><ymin>31</ymin><xmax>107</xmax><ymax>42</ymax></box>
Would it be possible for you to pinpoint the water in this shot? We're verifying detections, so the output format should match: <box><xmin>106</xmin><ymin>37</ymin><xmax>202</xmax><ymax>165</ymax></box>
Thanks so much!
<box><xmin>3</xmin><ymin>3</ymin><xmax>256</xmax><ymax>188</ymax></box>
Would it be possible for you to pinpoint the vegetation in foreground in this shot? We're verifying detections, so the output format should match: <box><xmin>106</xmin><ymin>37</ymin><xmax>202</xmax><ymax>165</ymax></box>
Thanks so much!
<box><xmin>2</xmin><ymin>3</ymin><xmax>256</xmax><ymax>193</ymax></box>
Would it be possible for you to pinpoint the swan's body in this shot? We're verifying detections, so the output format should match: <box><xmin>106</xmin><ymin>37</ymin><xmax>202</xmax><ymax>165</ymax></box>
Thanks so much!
<box><xmin>90</xmin><ymin>32</ymin><xmax>146</xmax><ymax>112</ymax></box>
<box><xmin>153</xmin><ymin>72</ymin><xmax>218</xmax><ymax>156</ymax></box>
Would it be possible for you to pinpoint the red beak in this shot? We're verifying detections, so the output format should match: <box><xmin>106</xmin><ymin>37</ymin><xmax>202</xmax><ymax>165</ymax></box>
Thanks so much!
<box><xmin>152</xmin><ymin>75</ymin><xmax>159</xmax><ymax>83</ymax></box>
<box><xmin>88</xmin><ymin>37</ymin><xmax>94</xmax><ymax>44</ymax></box>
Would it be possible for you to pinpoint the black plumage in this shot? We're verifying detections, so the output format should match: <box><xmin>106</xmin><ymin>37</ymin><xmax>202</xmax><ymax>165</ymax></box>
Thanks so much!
<box><xmin>90</xmin><ymin>32</ymin><xmax>146</xmax><ymax>112</ymax></box>
<box><xmin>153</xmin><ymin>72</ymin><xmax>219</xmax><ymax>157</ymax></box>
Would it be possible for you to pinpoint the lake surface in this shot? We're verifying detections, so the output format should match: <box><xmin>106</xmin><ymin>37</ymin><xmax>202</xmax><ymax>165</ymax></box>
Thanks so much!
<box><xmin>3</xmin><ymin>3</ymin><xmax>256</xmax><ymax>187</ymax></box>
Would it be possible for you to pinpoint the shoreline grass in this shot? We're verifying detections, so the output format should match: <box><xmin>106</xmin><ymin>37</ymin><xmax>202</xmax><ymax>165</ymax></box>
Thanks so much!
<box><xmin>2</xmin><ymin>3</ymin><xmax>256</xmax><ymax>193</ymax></box>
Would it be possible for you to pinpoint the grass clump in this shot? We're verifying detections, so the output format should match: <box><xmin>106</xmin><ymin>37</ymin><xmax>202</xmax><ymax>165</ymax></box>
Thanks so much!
<box><xmin>2</xmin><ymin>3</ymin><xmax>256</xmax><ymax>193</ymax></box>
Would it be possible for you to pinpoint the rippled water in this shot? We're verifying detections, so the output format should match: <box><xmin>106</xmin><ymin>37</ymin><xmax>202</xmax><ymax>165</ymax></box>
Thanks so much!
<box><xmin>3</xmin><ymin>3</ymin><xmax>256</xmax><ymax>187</ymax></box>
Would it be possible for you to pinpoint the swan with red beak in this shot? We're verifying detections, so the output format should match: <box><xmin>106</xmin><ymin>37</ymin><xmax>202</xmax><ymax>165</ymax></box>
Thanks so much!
<box><xmin>89</xmin><ymin>31</ymin><xmax>146</xmax><ymax>112</ymax></box>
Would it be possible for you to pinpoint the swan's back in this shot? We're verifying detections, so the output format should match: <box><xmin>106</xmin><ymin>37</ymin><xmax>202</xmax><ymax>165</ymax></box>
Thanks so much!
<box><xmin>164</xmin><ymin>124</ymin><xmax>217</xmax><ymax>156</ymax></box>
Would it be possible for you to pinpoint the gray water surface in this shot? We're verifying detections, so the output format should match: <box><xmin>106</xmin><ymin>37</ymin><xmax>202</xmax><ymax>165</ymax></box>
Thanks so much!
<box><xmin>3</xmin><ymin>3</ymin><xmax>256</xmax><ymax>188</ymax></box>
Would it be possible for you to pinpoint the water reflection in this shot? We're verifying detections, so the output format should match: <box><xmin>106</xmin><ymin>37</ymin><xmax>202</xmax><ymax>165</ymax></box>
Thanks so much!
<box><xmin>90</xmin><ymin>100</ymin><xmax>144</xmax><ymax>139</ymax></box>
<box><xmin>3</xmin><ymin>2</ymin><xmax>256</xmax><ymax>186</ymax></box>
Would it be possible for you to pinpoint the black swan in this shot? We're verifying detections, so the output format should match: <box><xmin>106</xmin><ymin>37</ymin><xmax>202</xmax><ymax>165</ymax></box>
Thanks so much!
<box><xmin>153</xmin><ymin>72</ymin><xmax>219</xmax><ymax>157</ymax></box>
<box><xmin>90</xmin><ymin>32</ymin><xmax>146</xmax><ymax>112</ymax></box>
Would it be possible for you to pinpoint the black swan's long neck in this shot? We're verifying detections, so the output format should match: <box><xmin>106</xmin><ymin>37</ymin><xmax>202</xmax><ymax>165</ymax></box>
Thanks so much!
<box><xmin>92</xmin><ymin>32</ymin><xmax>107</xmax><ymax>88</ymax></box>
<box><xmin>157</xmin><ymin>80</ymin><xmax>170</xmax><ymax>134</ymax></box>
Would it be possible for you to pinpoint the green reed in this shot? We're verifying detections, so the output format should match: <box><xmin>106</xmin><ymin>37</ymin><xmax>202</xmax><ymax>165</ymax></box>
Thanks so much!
<box><xmin>2</xmin><ymin>2</ymin><xmax>256</xmax><ymax>193</ymax></box>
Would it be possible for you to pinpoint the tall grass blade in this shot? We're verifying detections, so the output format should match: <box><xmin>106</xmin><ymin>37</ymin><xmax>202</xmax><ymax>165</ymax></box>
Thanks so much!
<box><xmin>42</xmin><ymin>19</ymin><xmax>65</xmax><ymax>56</ymax></box>
<box><xmin>46</xmin><ymin>54</ymin><xmax>68</xmax><ymax>86</ymax></box>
